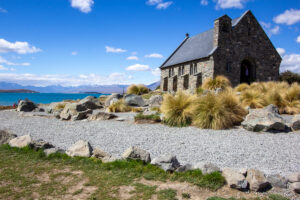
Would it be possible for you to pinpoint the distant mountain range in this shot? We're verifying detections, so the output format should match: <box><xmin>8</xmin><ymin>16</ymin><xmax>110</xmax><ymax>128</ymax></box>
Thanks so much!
<box><xmin>0</xmin><ymin>81</ymin><xmax>160</xmax><ymax>94</ymax></box>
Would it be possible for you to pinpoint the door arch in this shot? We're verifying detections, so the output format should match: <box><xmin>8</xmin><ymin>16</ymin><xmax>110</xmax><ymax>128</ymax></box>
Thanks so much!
<box><xmin>240</xmin><ymin>60</ymin><xmax>256</xmax><ymax>84</ymax></box>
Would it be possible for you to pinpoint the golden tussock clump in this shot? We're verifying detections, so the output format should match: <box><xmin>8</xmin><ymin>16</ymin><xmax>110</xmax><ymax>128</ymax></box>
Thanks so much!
<box><xmin>240</xmin><ymin>89</ymin><xmax>267</xmax><ymax>109</ymax></box>
<box><xmin>202</xmin><ymin>75</ymin><xmax>231</xmax><ymax>90</ymax></box>
<box><xmin>127</xmin><ymin>84</ymin><xmax>149</xmax><ymax>95</ymax></box>
<box><xmin>192</xmin><ymin>92</ymin><xmax>247</xmax><ymax>130</ymax></box>
<box><xmin>234</xmin><ymin>83</ymin><xmax>250</xmax><ymax>92</ymax></box>
<box><xmin>160</xmin><ymin>90</ymin><xmax>196</xmax><ymax>127</ymax></box>
<box><xmin>108</xmin><ymin>99</ymin><xmax>132</xmax><ymax>113</ymax></box>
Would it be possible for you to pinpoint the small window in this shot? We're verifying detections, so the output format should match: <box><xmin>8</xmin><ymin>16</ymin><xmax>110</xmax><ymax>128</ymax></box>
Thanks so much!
<box><xmin>226</xmin><ymin>62</ymin><xmax>232</xmax><ymax>73</ymax></box>
<box><xmin>182</xmin><ymin>66</ymin><xmax>184</xmax><ymax>75</ymax></box>
<box><xmin>190</xmin><ymin>64</ymin><xmax>193</xmax><ymax>75</ymax></box>
<box><xmin>194</xmin><ymin>63</ymin><xmax>197</xmax><ymax>74</ymax></box>
<box><xmin>169</xmin><ymin>69</ymin><xmax>171</xmax><ymax>77</ymax></box>
<box><xmin>178</xmin><ymin>67</ymin><xmax>181</xmax><ymax>76</ymax></box>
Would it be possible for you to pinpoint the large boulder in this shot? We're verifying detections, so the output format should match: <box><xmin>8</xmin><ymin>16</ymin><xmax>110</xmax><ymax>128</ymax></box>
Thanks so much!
<box><xmin>9</xmin><ymin>135</ymin><xmax>32</xmax><ymax>148</ymax></box>
<box><xmin>92</xmin><ymin>148</ymin><xmax>111</xmax><ymax>159</ymax></box>
<box><xmin>124</xmin><ymin>94</ymin><xmax>145</xmax><ymax>107</ymax></box>
<box><xmin>291</xmin><ymin>115</ymin><xmax>300</xmax><ymax>131</ymax></box>
<box><xmin>0</xmin><ymin>130</ymin><xmax>17</xmax><ymax>145</ymax></box>
<box><xmin>287</xmin><ymin>172</ymin><xmax>300</xmax><ymax>183</ymax></box>
<box><xmin>60</xmin><ymin>103</ymin><xmax>87</xmax><ymax>120</ymax></box>
<box><xmin>222</xmin><ymin>168</ymin><xmax>248</xmax><ymax>190</ymax></box>
<box><xmin>71</xmin><ymin>109</ymin><xmax>93</xmax><ymax>121</ymax></box>
<box><xmin>88</xmin><ymin>112</ymin><xmax>117</xmax><ymax>121</ymax></box>
<box><xmin>78</xmin><ymin>96</ymin><xmax>103</xmax><ymax>110</ymax></box>
<box><xmin>289</xmin><ymin>182</ymin><xmax>300</xmax><ymax>194</ymax></box>
<box><xmin>105</xmin><ymin>93</ymin><xmax>123</xmax><ymax>107</ymax></box>
<box><xmin>192</xmin><ymin>162</ymin><xmax>221</xmax><ymax>174</ymax></box>
<box><xmin>148</xmin><ymin>95</ymin><xmax>163</xmax><ymax>107</ymax></box>
<box><xmin>17</xmin><ymin>100</ymin><xmax>37</xmax><ymax>112</ymax></box>
<box><xmin>122</xmin><ymin>146</ymin><xmax>151</xmax><ymax>163</ymax></box>
<box><xmin>66</xmin><ymin>140</ymin><xmax>92</xmax><ymax>157</ymax></box>
<box><xmin>241</xmin><ymin>105</ymin><xmax>287</xmax><ymax>132</ymax></box>
<box><xmin>246</xmin><ymin>169</ymin><xmax>270</xmax><ymax>192</ymax></box>
<box><xmin>266</xmin><ymin>174</ymin><xmax>288</xmax><ymax>188</ymax></box>
<box><xmin>29</xmin><ymin>139</ymin><xmax>54</xmax><ymax>151</ymax></box>
<box><xmin>151</xmin><ymin>155</ymin><xmax>180</xmax><ymax>172</ymax></box>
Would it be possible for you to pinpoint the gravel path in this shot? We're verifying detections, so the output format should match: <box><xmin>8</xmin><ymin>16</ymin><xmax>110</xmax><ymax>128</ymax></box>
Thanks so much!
<box><xmin>1</xmin><ymin>110</ymin><xmax>300</xmax><ymax>176</ymax></box>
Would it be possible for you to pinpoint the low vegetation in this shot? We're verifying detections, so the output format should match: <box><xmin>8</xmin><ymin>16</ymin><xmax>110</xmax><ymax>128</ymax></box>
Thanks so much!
<box><xmin>207</xmin><ymin>194</ymin><xmax>289</xmax><ymax>200</ymax></box>
<box><xmin>280</xmin><ymin>70</ymin><xmax>300</xmax><ymax>84</ymax></box>
<box><xmin>134</xmin><ymin>113</ymin><xmax>161</xmax><ymax>122</ymax></box>
<box><xmin>108</xmin><ymin>99</ymin><xmax>132</xmax><ymax>112</ymax></box>
<box><xmin>161</xmin><ymin>91</ymin><xmax>196</xmax><ymax>127</ymax></box>
<box><xmin>0</xmin><ymin>106</ymin><xmax>15</xmax><ymax>111</ymax></box>
<box><xmin>160</xmin><ymin>75</ymin><xmax>300</xmax><ymax>129</ymax></box>
<box><xmin>141</xmin><ymin>90</ymin><xmax>163</xmax><ymax>99</ymax></box>
<box><xmin>54</xmin><ymin>102</ymin><xmax>68</xmax><ymax>110</ymax></box>
<box><xmin>202</xmin><ymin>75</ymin><xmax>231</xmax><ymax>90</ymax></box>
<box><xmin>0</xmin><ymin>144</ymin><xmax>227</xmax><ymax>199</ymax></box>
<box><xmin>127</xmin><ymin>84</ymin><xmax>150</xmax><ymax>95</ymax></box>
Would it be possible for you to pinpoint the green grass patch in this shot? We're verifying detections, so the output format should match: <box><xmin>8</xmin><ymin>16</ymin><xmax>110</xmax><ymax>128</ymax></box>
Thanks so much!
<box><xmin>134</xmin><ymin>113</ymin><xmax>161</xmax><ymax>122</ymax></box>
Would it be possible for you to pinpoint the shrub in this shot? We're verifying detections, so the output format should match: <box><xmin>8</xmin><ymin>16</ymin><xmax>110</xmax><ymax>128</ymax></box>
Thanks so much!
<box><xmin>134</xmin><ymin>113</ymin><xmax>161</xmax><ymax>122</ymax></box>
<box><xmin>234</xmin><ymin>83</ymin><xmax>250</xmax><ymax>92</ymax></box>
<box><xmin>240</xmin><ymin>89</ymin><xmax>267</xmax><ymax>108</ymax></box>
<box><xmin>192</xmin><ymin>92</ymin><xmax>246</xmax><ymax>130</ymax></box>
<box><xmin>108</xmin><ymin>99</ymin><xmax>132</xmax><ymax>112</ymax></box>
<box><xmin>202</xmin><ymin>75</ymin><xmax>231</xmax><ymax>90</ymax></box>
<box><xmin>249</xmin><ymin>82</ymin><xmax>268</xmax><ymax>93</ymax></box>
<box><xmin>161</xmin><ymin>90</ymin><xmax>196</xmax><ymax>127</ymax></box>
<box><xmin>265</xmin><ymin>89</ymin><xmax>286</xmax><ymax>113</ymax></box>
<box><xmin>196</xmin><ymin>87</ymin><xmax>204</xmax><ymax>95</ymax></box>
<box><xmin>280</xmin><ymin>70</ymin><xmax>300</xmax><ymax>84</ymax></box>
<box><xmin>127</xmin><ymin>84</ymin><xmax>149</xmax><ymax>95</ymax></box>
<box><xmin>281</xmin><ymin>83</ymin><xmax>300</xmax><ymax>114</ymax></box>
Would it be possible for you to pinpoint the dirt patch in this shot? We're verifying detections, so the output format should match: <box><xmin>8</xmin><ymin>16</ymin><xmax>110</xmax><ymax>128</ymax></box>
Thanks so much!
<box><xmin>63</xmin><ymin>179</ymin><xmax>98</xmax><ymax>200</ymax></box>
<box><xmin>122</xmin><ymin>179</ymin><xmax>262</xmax><ymax>200</ymax></box>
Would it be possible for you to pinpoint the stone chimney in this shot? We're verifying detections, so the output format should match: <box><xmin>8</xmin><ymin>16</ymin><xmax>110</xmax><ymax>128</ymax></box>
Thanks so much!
<box><xmin>213</xmin><ymin>15</ymin><xmax>232</xmax><ymax>48</ymax></box>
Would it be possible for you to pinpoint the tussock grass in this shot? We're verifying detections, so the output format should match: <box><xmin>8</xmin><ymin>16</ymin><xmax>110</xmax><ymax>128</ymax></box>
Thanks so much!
<box><xmin>134</xmin><ymin>113</ymin><xmax>161</xmax><ymax>122</ymax></box>
<box><xmin>108</xmin><ymin>99</ymin><xmax>132</xmax><ymax>112</ymax></box>
<box><xmin>161</xmin><ymin>90</ymin><xmax>196</xmax><ymax>127</ymax></box>
<box><xmin>192</xmin><ymin>92</ymin><xmax>246</xmax><ymax>130</ymax></box>
<box><xmin>234</xmin><ymin>83</ymin><xmax>250</xmax><ymax>92</ymax></box>
<box><xmin>202</xmin><ymin>76</ymin><xmax>231</xmax><ymax>90</ymax></box>
<box><xmin>240</xmin><ymin>89</ymin><xmax>267</xmax><ymax>109</ymax></box>
<box><xmin>127</xmin><ymin>84</ymin><xmax>150</xmax><ymax>95</ymax></box>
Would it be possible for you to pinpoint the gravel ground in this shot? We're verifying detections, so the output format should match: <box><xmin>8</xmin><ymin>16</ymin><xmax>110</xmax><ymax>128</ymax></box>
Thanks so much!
<box><xmin>1</xmin><ymin>110</ymin><xmax>300</xmax><ymax>176</ymax></box>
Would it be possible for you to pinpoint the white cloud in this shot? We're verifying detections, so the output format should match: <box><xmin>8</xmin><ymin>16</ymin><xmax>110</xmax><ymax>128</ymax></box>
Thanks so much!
<box><xmin>105</xmin><ymin>46</ymin><xmax>127</xmax><ymax>53</ymax></box>
<box><xmin>297</xmin><ymin>36</ymin><xmax>300</xmax><ymax>43</ymax></box>
<box><xmin>145</xmin><ymin>53</ymin><xmax>163</xmax><ymax>58</ymax></box>
<box><xmin>276</xmin><ymin>48</ymin><xmax>286</xmax><ymax>56</ymax></box>
<box><xmin>146</xmin><ymin>0</ymin><xmax>173</xmax><ymax>10</ymax></box>
<box><xmin>273</xmin><ymin>9</ymin><xmax>300</xmax><ymax>25</ymax></box>
<box><xmin>214</xmin><ymin>0</ymin><xmax>248</xmax><ymax>9</ymax></box>
<box><xmin>0</xmin><ymin>56</ymin><xmax>30</xmax><ymax>66</ymax></box>
<box><xmin>201</xmin><ymin>0</ymin><xmax>208</xmax><ymax>6</ymax></box>
<box><xmin>280</xmin><ymin>53</ymin><xmax>300</xmax><ymax>73</ymax></box>
<box><xmin>151</xmin><ymin>68</ymin><xmax>161</xmax><ymax>76</ymax></box>
<box><xmin>0</xmin><ymin>72</ymin><xmax>131</xmax><ymax>87</ymax></box>
<box><xmin>0</xmin><ymin>38</ymin><xmax>41</xmax><ymax>54</ymax></box>
<box><xmin>156</xmin><ymin>2</ymin><xmax>173</xmax><ymax>9</ymax></box>
<box><xmin>260</xmin><ymin>21</ymin><xmax>280</xmax><ymax>36</ymax></box>
<box><xmin>0</xmin><ymin>65</ymin><xmax>16</xmax><ymax>71</ymax></box>
<box><xmin>126</xmin><ymin>64</ymin><xmax>150</xmax><ymax>71</ymax></box>
<box><xmin>126</xmin><ymin>56</ymin><xmax>139</xmax><ymax>60</ymax></box>
<box><xmin>71</xmin><ymin>51</ymin><xmax>78</xmax><ymax>56</ymax></box>
<box><xmin>0</xmin><ymin>8</ymin><xmax>7</xmax><ymax>13</ymax></box>
<box><xmin>70</xmin><ymin>0</ymin><xmax>94</xmax><ymax>13</ymax></box>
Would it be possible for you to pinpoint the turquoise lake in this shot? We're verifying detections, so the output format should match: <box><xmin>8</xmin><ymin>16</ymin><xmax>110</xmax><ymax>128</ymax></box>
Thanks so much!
<box><xmin>0</xmin><ymin>93</ymin><xmax>109</xmax><ymax>106</ymax></box>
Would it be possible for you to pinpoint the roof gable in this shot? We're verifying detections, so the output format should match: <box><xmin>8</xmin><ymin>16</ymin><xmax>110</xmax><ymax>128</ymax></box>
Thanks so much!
<box><xmin>160</xmin><ymin>10</ymin><xmax>250</xmax><ymax>68</ymax></box>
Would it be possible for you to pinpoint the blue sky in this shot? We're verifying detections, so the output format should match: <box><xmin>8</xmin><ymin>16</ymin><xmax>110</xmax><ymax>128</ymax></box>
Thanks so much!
<box><xmin>0</xmin><ymin>0</ymin><xmax>300</xmax><ymax>86</ymax></box>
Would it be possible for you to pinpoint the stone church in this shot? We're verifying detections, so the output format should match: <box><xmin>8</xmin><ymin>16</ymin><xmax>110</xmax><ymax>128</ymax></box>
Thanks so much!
<box><xmin>159</xmin><ymin>10</ymin><xmax>282</xmax><ymax>93</ymax></box>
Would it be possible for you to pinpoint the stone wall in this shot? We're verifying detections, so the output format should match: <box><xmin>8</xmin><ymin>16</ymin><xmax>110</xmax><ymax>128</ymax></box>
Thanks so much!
<box><xmin>212</xmin><ymin>11</ymin><xmax>281</xmax><ymax>86</ymax></box>
<box><xmin>160</xmin><ymin>57</ymin><xmax>213</xmax><ymax>93</ymax></box>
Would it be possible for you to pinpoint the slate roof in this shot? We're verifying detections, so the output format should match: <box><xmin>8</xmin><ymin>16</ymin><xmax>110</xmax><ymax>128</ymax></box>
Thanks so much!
<box><xmin>160</xmin><ymin>11</ymin><xmax>249</xmax><ymax>68</ymax></box>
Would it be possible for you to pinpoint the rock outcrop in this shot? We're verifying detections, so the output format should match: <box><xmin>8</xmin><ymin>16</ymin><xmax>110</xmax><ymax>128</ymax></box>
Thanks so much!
<box><xmin>17</xmin><ymin>100</ymin><xmax>37</xmax><ymax>112</ymax></box>
<box><xmin>9</xmin><ymin>135</ymin><xmax>32</xmax><ymax>148</ymax></box>
<box><xmin>151</xmin><ymin>155</ymin><xmax>180</xmax><ymax>172</ymax></box>
<box><xmin>88</xmin><ymin>112</ymin><xmax>117</xmax><ymax>121</ymax></box>
<box><xmin>122</xmin><ymin>146</ymin><xmax>151</xmax><ymax>163</ymax></box>
<box><xmin>148</xmin><ymin>95</ymin><xmax>163</xmax><ymax>107</ymax></box>
<box><xmin>0</xmin><ymin>130</ymin><xmax>17</xmax><ymax>145</ymax></box>
<box><xmin>66</xmin><ymin>140</ymin><xmax>93</xmax><ymax>157</ymax></box>
<box><xmin>246</xmin><ymin>169</ymin><xmax>270</xmax><ymax>192</ymax></box>
<box><xmin>222</xmin><ymin>168</ymin><xmax>248</xmax><ymax>190</ymax></box>
<box><xmin>78</xmin><ymin>96</ymin><xmax>103</xmax><ymax>110</ymax></box>
<box><xmin>242</xmin><ymin>105</ymin><xmax>287</xmax><ymax>132</ymax></box>
<box><xmin>124</xmin><ymin>94</ymin><xmax>145</xmax><ymax>107</ymax></box>
<box><xmin>105</xmin><ymin>93</ymin><xmax>123</xmax><ymax>107</ymax></box>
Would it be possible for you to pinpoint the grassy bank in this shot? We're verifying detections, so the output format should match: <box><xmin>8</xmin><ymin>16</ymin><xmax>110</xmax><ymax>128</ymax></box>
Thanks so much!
<box><xmin>0</xmin><ymin>145</ymin><xmax>291</xmax><ymax>200</ymax></box>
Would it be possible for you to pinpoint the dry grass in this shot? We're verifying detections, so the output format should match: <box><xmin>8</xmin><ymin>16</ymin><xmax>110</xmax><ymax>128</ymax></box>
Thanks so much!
<box><xmin>0</xmin><ymin>106</ymin><xmax>14</xmax><ymax>111</ymax></box>
<box><xmin>54</xmin><ymin>103</ymin><xmax>68</xmax><ymax>110</ymax></box>
<box><xmin>202</xmin><ymin>76</ymin><xmax>231</xmax><ymax>90</ymax></box>
<box><xmin>108</xmin><ymin>99</ymin><xmax>132</xmax><ymax>112</ymax></box>
<box><xmin>234</xmin><ymin>83</ymin><xmax>250</xmax><ymax>92</ymax></box>
<box><xmin>240</xmin><ymin>89</ymin><xmax>267</xmax><ymax>109</ymax></box>
<box><xmin>160</xmin><ymin>90</ymin><xmax>196</xmax><ymax>127</ymax></box>
<box><xmin>127</xmin><ymin>84</ymin><xmax>149</xmax><ymax>95</ymax></box>
<box><xmin>192</xmin><ymin>92</ymin><xmax>247</xmax><ymax>130</ymax></box>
